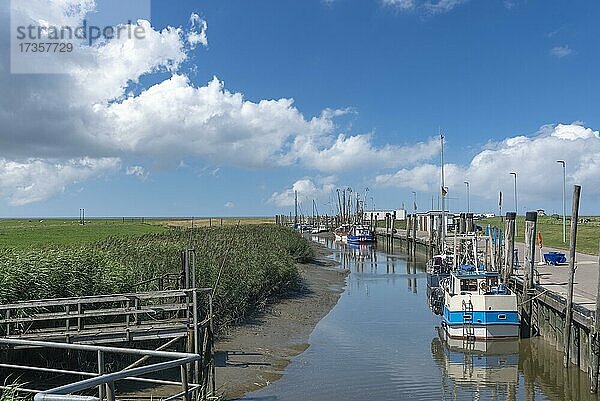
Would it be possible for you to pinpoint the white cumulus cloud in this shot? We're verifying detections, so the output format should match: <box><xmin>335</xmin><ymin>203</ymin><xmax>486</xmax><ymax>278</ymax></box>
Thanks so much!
<box><xmin>550</xmin><ymin>45</ymin><xmax>573</xmax><ymax>58</ymax></box>
<box><xmin>375</xmin><ymin>123</ymin><xmax>600</xmax><ymax>207</ymax></box>
<box><xmin>0</xmin><ymin>157</ymin><xmax>120</xmax><ymax>206</ymax></box>
<box><xmin>126</xmin><ymin>165</ymin><xmax>148</xmax><ymax>179</ymax></box>
<box><xmin>290</xmin><ymin>134</ymin><xmax>441</xmax><ymax>173</ymax></box>
<box><xmin>187</xmin><ymin>13</ymin><xmax>208</xmax><ymax>48</ymax></box>
<box><xmin>383</xmin><ymin>0</ymin><xmax>416</xmax><ymax>10</ymax></box>
<box><xmin>384</xmin><ymin>0</ymin><xmax>469</xmax><ymax>14</ymax></box>
<box><xmin>269</xmin><ymin>178</ymin><xmax>337</xmax><ymax>208</ymax></box>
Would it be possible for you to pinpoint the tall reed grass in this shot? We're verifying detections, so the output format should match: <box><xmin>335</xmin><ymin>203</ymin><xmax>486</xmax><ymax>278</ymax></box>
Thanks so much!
<box><xmin>0</xmin><ymin>225</ymin><xmax>314</xmax><ymax>331</ymax></box>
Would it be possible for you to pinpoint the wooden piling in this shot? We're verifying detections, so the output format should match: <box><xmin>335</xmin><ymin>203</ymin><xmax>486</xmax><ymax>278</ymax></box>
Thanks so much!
<box><xmin>564</xmin><ymin>184</ymin><xmax>582</xmax><ymax>368</ymax></box>
<box><xmin>591</xmin><ymin>241</ymin><xmax>600</xmax><ymax>393</ymax></box>
<box><xmin>428</xmin><ymin>215</ymin><xmax>435</xmax><ymax>257</ymax></box>
<box><xmin>412</xmin><ymin>214</ymin><xmax>417</xmax><ymax>255</ymax></box>
<box><xmin>406</xmin><ymin>214</ymin><xmax>411</xmax><ymax>254</ymax></box>
<box><xmin>391</xmin><ymin>216</ymin><xmax>396</xmax><ymax>249</ymax></box>
<box><xmin>522</xmin><ymin>211</ymin><xmax>537</xmax><ymax>338</ymax></box>
<box><xmin>466</xmin><ymin>213</ymin><xmax>474</xmax><ymax>233</ymax></box>
<box><xmin>503</xmin><ymin>212</ymin><xmax>516</xmax><ymax>283</ymax></box>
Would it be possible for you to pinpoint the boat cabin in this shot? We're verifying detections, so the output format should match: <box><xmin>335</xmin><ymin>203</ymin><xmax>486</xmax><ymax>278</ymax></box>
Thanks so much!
<box><xmin>446</xmin><ymin>268</ymin><xmax>508</xmax><ymax>297</ymax></box>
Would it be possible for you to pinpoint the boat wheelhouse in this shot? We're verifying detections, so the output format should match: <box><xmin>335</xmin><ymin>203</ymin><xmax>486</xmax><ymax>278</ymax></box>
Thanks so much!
<box><xmin>442</xmin><ymin>266</ymin><xmax>519</xmax><ymax>340</ymax></box>
<box><xmin>427</xmin><ymin>254</ymin><xmax>453</xmax><ymax>288</ymax></box>
<box><xmin>334</xmin><ymin>224</ymin><xmax>350</xmax><ymax>242</ymax></box>
<box><xmin>346</xmin><ymin>225</ymin><xmax>375</xmax><ymax>244</ymax></box>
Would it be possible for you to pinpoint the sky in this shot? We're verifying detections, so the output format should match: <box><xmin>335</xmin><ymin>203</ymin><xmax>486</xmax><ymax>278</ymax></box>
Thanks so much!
<box><xmin>0</xmin><ymin>0</ymin><xmax>599</xmax><ymax>217</ymax></box>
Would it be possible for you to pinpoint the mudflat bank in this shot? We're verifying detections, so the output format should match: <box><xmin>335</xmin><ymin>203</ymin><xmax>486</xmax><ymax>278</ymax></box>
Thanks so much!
<box><xmin>215</xmin><ymin>240</ymin><xmax>347</xmax><ymax>400</ymax></box>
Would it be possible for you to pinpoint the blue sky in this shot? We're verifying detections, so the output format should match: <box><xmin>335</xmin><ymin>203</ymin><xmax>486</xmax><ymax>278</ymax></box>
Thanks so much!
<box><xmin>1</xmin><ymin>0</ymin><xmax>599</xmax><ymax>217</ymax></box>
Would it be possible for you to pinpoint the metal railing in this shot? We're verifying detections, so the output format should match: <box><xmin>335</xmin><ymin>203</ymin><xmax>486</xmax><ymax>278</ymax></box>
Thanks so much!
<box><xmin>0</xmin><ymin>287</ymin><xmax>216</xmax><ymax>400</ymax></box>
<box><xmin>0</xmin><ymin>338</ymin><xmax>203</xmax><ymax>401</ymax></box>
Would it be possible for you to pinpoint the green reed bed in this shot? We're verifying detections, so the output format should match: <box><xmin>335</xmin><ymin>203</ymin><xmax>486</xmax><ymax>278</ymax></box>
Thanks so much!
<box><xmin>0</xmin><ymin>225</ymin><xmax>314</xmax><ymax>331</ymax></box>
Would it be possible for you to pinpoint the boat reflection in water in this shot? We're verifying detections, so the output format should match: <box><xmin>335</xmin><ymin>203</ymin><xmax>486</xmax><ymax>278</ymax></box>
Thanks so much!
<box><xmin>432</xmin><ymin>327</ymin><xmax>520</xmax><ymax>399</ymax></box>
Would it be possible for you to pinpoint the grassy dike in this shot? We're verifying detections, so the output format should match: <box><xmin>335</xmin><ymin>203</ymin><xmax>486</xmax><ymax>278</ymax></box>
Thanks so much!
<box><xmin>478</xmin><ymin>215</ymin><xmax>600</xmax><ymax>256</ymax></box>
<box><xmin>0</xmin><ymin>224</ymin><xmax>313</xmax><ymax>332</ymax></box>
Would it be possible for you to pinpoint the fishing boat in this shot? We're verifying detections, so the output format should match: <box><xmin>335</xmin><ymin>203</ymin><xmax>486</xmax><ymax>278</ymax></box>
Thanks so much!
<box><xmin>427</xmin><ymin>253</ymin><xmax>453</xmax><ymax>315</ymax></box>
<box><xmin>346</xmin><ymin>225</ymin><xmax>376</xmax><ymax>244</ymax></box>
<box><xmin>311</xmin><ymin>225</ymin><xmax>328</xmax><ymax>234</ymax></box>
<box><xmin>334</xmin><ymin>224</ymin><xmax>350</xmax><ymax>242</ymax></box>
<box><xmin>441</xmin><ymin>265</ymin><xmax>519</xmax><ymax>340</ymax></box>
<box><xmin>427</xmin><ymin>254</ymin><xmax>453</xmax><ymax>288</ymax></box>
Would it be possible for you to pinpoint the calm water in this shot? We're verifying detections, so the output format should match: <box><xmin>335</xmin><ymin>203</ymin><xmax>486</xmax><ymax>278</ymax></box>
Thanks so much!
<box><xmin>242</xmin><ymin>237</ymin><xmax>599</xmax><ymax>401</ymax></box>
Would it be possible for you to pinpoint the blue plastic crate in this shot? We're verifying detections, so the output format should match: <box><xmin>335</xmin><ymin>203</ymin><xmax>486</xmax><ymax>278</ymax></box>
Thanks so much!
<box><xmin>544</xmin><ymin>252</ymin><xmax>567</xmax><ymax>265</ymax></box>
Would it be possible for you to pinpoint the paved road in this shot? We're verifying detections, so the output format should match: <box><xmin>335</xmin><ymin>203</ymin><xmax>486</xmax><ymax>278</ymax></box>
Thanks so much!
<box><xmin>514</xmin><ymin>242</ymin><xmax>600</xmax><ymax>310</ymax></box>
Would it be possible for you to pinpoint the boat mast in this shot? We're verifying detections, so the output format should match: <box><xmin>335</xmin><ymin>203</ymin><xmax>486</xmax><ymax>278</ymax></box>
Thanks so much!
<box><xmin>440</xmin><ymin>132</ymin><xmax>446</xmax><ymax>250</ymax></box>
<box><xmin>294</xmin><ymin>190</ymin><xmax>298</xmax><ymax>224</ymax></box>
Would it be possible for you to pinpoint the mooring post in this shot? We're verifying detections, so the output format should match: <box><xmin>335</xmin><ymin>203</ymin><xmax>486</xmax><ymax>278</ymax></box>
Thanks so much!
<box><xmin>406</xmin><ymin>214</ymin><xmax>411</xmax><ymax>254</ymax></box>
<box><xmin>466</xmin><ymin>213</ymin><xmax>474</xmax><ymax>233</ymax></box>
<box><xmin>591</xmin><ymin>241</ymin><xmax>600</xmax><ymax>393</ymax></box>
<box><xmin>412</xmin><ymin>214</ymin><xmax>418</xmax><ymax>255</ymax></box>
<box><xmin>385</xmin><ymin>213</ymin><xmax>390</xmax><ymax>249</ymax></box>
<box><xmin>429</xmin><ymin>215</ymin><xmax>435</xmax><ymax>257</ymax></box>
<box><xmin>564</xmin><ymin>185</ymin><xmax>582</xmax><ymax>368</ymax></box>
<box><xmin>503</xmin><ymin>212</ymin><xmax>516</xmax><ymax>283</ymax></box>
<box><xmin>392</xmin><ymin>216</ymin><xmax>396</xmax><ymax>247</ymax></box>
<box><xmin>522</xmin><ymin>211</ymin><xmax>537</xmax><ymax>338</ymax></box>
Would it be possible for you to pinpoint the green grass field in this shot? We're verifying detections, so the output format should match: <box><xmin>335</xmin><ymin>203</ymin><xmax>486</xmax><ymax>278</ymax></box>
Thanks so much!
<box><xmin>478</xmin><ymin>215</ymin><xmax>600</xmax><ymax>256</ymax></box>
<box><xmin>0</xmin><ymin>217</ymin><xmax>275</xmax><ymax>249</ymax></box>
<box><xmin>0</xmin><ymin>219</ymin><xmax>167</xmax><ymax>249</ymax></box>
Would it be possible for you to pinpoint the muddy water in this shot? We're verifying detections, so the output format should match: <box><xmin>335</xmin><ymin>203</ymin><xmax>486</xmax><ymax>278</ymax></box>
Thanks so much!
<box><xmin>242</xmin><ymin>237</ymin><xmax>599</xmax><ymax>401</ymax></box>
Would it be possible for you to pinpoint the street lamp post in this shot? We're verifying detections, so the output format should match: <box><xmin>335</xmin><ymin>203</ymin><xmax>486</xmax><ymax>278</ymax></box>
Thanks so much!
<box><xmin>557</xmin><ymin>160</ymin><xmax>566</xmax><ymax>243</ymax></box>
<box><xmin>510</xmin><ymin>172</ymin><xmax>518</xmax><ymax>236</ymax></box>
<box><xmin>464</xmin><ymin>181</ymin><xmax>470</xmax><ymax>213</ymax></box>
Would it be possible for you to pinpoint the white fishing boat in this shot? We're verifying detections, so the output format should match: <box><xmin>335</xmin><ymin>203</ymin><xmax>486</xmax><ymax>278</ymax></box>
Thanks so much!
<box><xmin>346</xmin><ymin>225</ymin><xmax>375</xmax><ymax>244</ymax></box>
<box><xmin>334</xmin><ymin>224</ymin><xmax>350</xmax><ymax>242</ymax></box>
<box><xmin>311</xmin><ymin>225</ymin><xmax>328</xmax><ymax>234</ymax></box>
<box><xmin>441</xmin><ymin>266</ymin><xmax>519</xmax><ymax>340</ymax></box>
